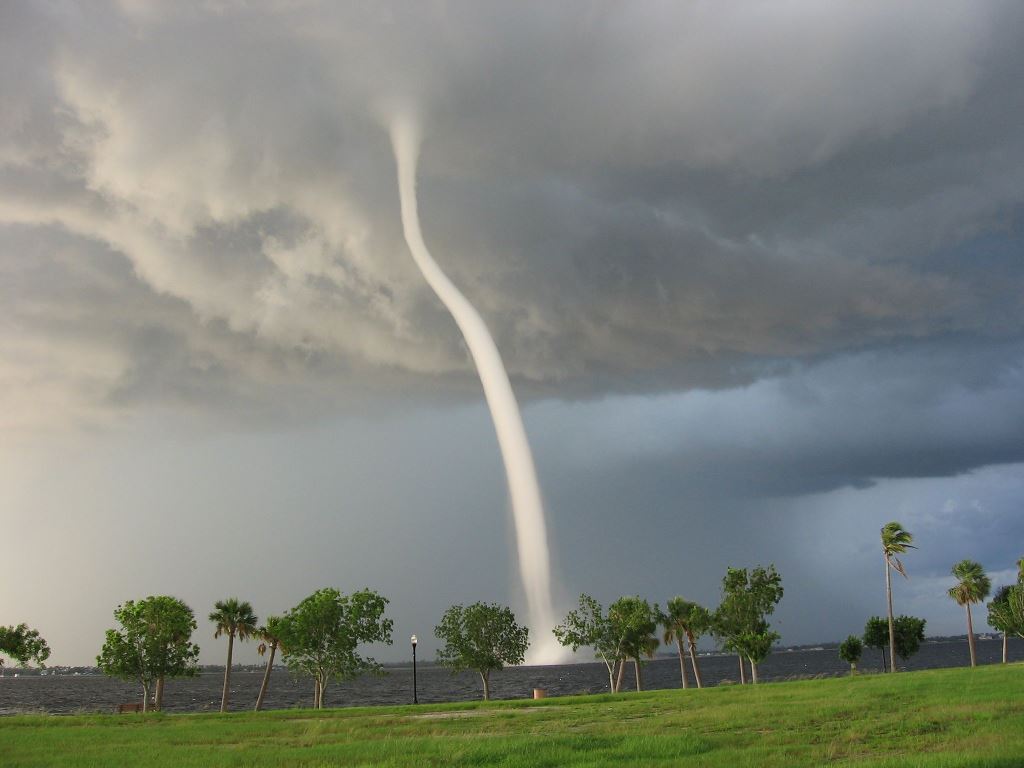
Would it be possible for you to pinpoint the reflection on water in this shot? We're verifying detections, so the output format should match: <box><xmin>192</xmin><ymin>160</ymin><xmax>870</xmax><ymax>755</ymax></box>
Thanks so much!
<box><xmin>1</xmin><ymin>638</ymin><xmax>1020</xmax><ymax>715</ymax></box>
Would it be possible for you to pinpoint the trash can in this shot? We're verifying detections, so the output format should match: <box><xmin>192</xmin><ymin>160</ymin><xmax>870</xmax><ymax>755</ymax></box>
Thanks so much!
<box><xmin>533</xmin><ymin>688</ymin><xmax>546</xmax><ymax>700</ymax></box>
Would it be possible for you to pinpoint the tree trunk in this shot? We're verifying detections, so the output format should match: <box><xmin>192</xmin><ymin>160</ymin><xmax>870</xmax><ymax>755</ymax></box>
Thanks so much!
<box><xmin>1003</xmin><ymin>631</ymin><xmax>1008</xmax><ymax>664</ymax></box>
<box><xmin>738</xmin><ymin>655</ymin><xmax>746</xmax><ymax>685</ymax></box>
<box><xmin>155</xmin><ymin>676</ymin><xmax>165</xmax><ymax>711</ymax></box>
<box><xmin>141</xmin><ymin>682</ymin><xmax>150</xmax><ymax>713</ymax></box>
<box><xmin>675</xmin><ymin>637</ymin><xmax>689</xmax><ymax>689</ymax></box>
<box><xmin>881</xmin><ymin>646</ymin><xmax>887</xmax><ymax>673</ymax></box>
<box><xmin>220</xmin><ymin>633</ymin><xmax>234</xmax><ymax>712</ymax></box>
<box><xmin>634</xmin><ymin>658</ymin><xmax>642</xmax><ymax>692</ymax></box>
<box><xmin>480</xmin><ymin>671</ymin><xmax>490</xmax><ymax>701</ymax></box>
<box><xmin>749</xmin><ymin>659</ymin><xmax>759</xmax><ymax>684</ymax></box>
<box><xmin>615</xmin><ymin>658</ymin><xmax>626</xmax><ymax>693</ymax></box>
<box><xmin>886</xmin><ymin>555</ymin><xmax>897</xmax><ymax>673</ymax></box>
<box><xmin>318</xmin><ymin>678</ymin><xmax>327</xmax><ymax>709</ymax></box>
<box><xmin>966</xmin><ymin>603</ymin><xmax>977</xmax><ymax>668</ymax></box>
<box><xmin>255</xmin><ymin>643</ymin><xmax>276</xmax><ymax>711</ymax></box>
<box><xmin>686</xmin><ymin>630</ymin><xmax>703</xmax><ymax>689</ymax></box>
<box><xmin>606</xmin><ymin>660</ymin><xmax>616</xmax><ymax>693</ymax></box>
<box><xmin>850</xmin><ymin>662</ymin><xmax>856</xmax><ymax>676</ymax></box>
<box><xmin>313</xmin><ymin>679</ymin><xmax>321</xmax><ymax>709</ymax></box>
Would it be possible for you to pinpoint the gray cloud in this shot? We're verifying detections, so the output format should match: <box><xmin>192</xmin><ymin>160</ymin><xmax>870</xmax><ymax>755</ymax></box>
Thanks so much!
<box><xmin>2</xmin><ymin>1</ymin><xmax>1023</xmax><ymax>428</ymax></box>
<box><xmin>3</xmin><ymin>2</ymin><xmax>1024</xmax><ymax>664</ymax></box>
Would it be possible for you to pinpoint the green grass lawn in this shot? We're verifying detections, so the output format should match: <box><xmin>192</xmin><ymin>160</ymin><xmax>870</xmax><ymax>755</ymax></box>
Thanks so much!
<box><xmin>2</xmin><ymin>664</ymin><xmax>1023</xmax><ymax>767</ymax></box>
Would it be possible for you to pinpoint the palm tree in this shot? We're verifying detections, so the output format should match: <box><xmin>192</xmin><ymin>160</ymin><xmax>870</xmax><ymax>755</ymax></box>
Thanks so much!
<box><xmin>881</xmin><ymin>522</ymin><xmax>915</xmax><ymax>673</ymax></box>
<box><xmin>662</xmin><ymin>599</ymin><xmax>690</xmax><ymax>689</ymax></box>
<box><xmin>634</xmin><ymin>635</ymin><xmax>660</xmax><ymax>692</ymax></box>
<box><xmin>662</xmin><ymin>597</ymin><xmax>708</xmax><ymax>689</ymax></box>
<box><xmin>209</xmin><ymin>598</ymin><xmax>258</xmax><ymax>712</ymax></box>
<box><xmin>254</xmin><ymin>616</ymin><xmax>286</xmax><ymax>712</ymax></box>
<box><xmin>948</xmin><ymin>560</ymin><xmax>991</xmax><ymax>668</ymax></box>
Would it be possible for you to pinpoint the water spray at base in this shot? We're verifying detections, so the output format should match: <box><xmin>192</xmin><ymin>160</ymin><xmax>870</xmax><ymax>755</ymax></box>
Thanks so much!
<box><xmin>390</xmin><ymin>116</ymin><xmax>564</xmax><ymax>664</ymax></box>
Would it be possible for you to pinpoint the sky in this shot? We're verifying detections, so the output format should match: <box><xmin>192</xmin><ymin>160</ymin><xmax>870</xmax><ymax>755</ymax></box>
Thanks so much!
<box><xmin>2</xmin><ymin>0</ymin><xmax>1024</xmax><ymax>667</ymax></box>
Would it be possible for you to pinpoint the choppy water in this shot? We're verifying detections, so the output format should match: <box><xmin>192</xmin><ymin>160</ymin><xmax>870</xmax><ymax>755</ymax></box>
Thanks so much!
<box><xmin>2</xmin><ymin>638</ymin><xmax>1019</xmax><ymax>715</ymax></box>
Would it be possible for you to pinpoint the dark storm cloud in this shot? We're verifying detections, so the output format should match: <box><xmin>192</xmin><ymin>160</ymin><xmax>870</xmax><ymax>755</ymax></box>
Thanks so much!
<box><xmin>526</xmin><ymin>337</ymin><xmax>1024</xmax><ymax>500</ymax></box>
<box><xmin>2</xmin><ymin>0</ymin><xmax>1023</xmax><ymax>429</ymax></box>
<box><xmin>522</xmin><ymin>345</ymin><xmax>1024</xmax><ymax>641</ymax></box>
<box><xmin>4</xmin><ymin>2</ymin><xmax>1024</xmax><ymax>662</ymax></box>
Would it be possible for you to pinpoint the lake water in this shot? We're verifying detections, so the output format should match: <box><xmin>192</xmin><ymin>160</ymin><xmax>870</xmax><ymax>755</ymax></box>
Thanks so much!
<box><xmin>2</xmin><ymin>637</ymin><xmax>1020</xmax><ymax>715</ymax></box>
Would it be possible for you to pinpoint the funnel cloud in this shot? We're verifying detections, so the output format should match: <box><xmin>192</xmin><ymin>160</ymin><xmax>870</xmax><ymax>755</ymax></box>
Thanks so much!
<box><xmin>391</xmin><ymin>116</ymin><xmax>563</xmax><ymax>663</ymax></box>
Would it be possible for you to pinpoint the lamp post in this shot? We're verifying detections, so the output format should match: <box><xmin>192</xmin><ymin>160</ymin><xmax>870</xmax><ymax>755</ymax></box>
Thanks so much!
<box><xmin>411</xmin><ymin>634</ymin><xmax>418</xmax><ymax>704</ymax></box>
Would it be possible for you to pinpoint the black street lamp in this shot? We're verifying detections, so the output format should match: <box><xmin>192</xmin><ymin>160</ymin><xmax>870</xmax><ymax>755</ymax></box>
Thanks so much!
<box><xmin>411</xmin><ymin>634</ymin><xmax>419</xmax><ymax>704</ymax></box>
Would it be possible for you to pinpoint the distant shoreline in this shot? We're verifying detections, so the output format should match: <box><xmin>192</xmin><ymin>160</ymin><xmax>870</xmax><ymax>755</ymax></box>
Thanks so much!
<box><xmin>4</xmin><ymin>634</ymin><xmax>1000</xmax><ymax>676</ymax></box>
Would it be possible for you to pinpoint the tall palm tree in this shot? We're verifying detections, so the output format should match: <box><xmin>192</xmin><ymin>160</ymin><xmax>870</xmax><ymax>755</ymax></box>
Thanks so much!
<box><xmin>662</xmin><ymin>597</ymin><xmax>707</xmax><ymax>689</ymax></box>
<box><xmin>209</xmin><ymin>598</ymin><xmax>258</xmax><ymax>713</ymax></box>
<box><xmin>881</xmin><ymin>522</ymin><xmax>915</xmax><ymax>673</ymax></box>
<box><xmin>948</xmin><ymin>560</ymin><xmax>991</xmax><ymax>668</ymax></box>
<box><xmin>254</xmin><ymin>616</ymin><xmax>287</xmax><ymax>712</ymax></box>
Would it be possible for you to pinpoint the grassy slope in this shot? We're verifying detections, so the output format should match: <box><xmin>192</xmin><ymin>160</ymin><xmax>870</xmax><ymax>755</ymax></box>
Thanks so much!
<box><xmin>2</xmin><ymin>665</ymin><xmax>1023</xmax><ymax>767</ymax></box>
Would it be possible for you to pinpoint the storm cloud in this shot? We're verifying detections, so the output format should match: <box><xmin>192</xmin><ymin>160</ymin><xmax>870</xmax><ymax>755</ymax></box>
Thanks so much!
<box><xmin>2</xmin><ymin>1</ymin><xmax>1024</xmax><ymax>664</ymax></box>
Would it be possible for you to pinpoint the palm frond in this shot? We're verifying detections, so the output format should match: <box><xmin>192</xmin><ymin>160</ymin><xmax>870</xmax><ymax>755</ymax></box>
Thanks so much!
<box><xmin>888</xmin><ymin>555</ymin><xmax>909</xmax><ymax>579</ymax></box>
<box><xmin>949</xmin><ymin>559</ymin><xmax>991</xmax><ymax>604</ymax></box>
<box><xmin>881</xmin><ymin>522</ymin><xmax>916</xmax><ymax>556</ymax></box>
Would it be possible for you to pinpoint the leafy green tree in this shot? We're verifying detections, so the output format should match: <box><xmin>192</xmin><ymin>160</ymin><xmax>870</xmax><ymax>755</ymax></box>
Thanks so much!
<box><xmin>891</xmin><ymin>615</ymin><xmax>926</xmax><ymax>662</ymax></box>
<box><xmin>553</xmin><ymin>594</ymin><xmax>623</xmax><ymax>693</ymax></box>
<box><xmin>97</xmin><ymin>596</ymin><xmax>200</xmax><ymax>711</ymax></box>
<box><xmin>987</xmin><ymin>557</ymin><xmax>1024</xmax><ymax>663</ymax></box>
<box><xmin>714</xmin><ymin>606</ymin><xmax>749</xmax><ymax>685</ymax></box>
<box><xmin>863</xmin><ymin>616</ymin><xmax>890</xmax><ymax>671</ymax></box>
<box><xmin>279</xmin><ymin>588</ymin><xmax>393</xmax><ymax>709</ymax></box>
<box><xmin>254</xmin><ymin>615</ymin><xmax>287</xmax><ymax>712</ymax></box>
<box><xmin>209</xmin><ymin>598</ymin><xmax>258</xmax><ymax>713</ymax></box>
<box><xmin>435</xmin><ymin>602</ymin><xmax>528</xmax><ymax>701</ymax></box>
<box><xmin>987</xmin><ymin>585</ymin><xmax>1022</xmax><ymax>664</ymax></box>
<box><xmin>998</xmin><ymin>586</ymin><xmax>1024</xmax><ymax>641</ymax></box>
<box><xmin>735</xmin><ymin>627</ymin><xmax>778</xmax><ymax>680</ymax></box>
<box><xmin>838</xmin><ymin>635</ymin><xmax>863</xmax><ymax>674</ymax></box>
<box><xmin>947</xmin><ymin>560</ymin><xmax>991</xmax><ymax>668</ymax></box>
<box><xmin>661</xmin><ymin>598</ymin><xmax>710</xmax><ymax>689</ymax></box>
<box><xmin>713</xmin><ymin>565</ymin><xmax>783</xmax><ymax>684</ymax></box>
<box><xmin>0</xmin><ymin>624</ymin><xmax>51</xmax><ymax>669</ymax></box>
<box><xmin>863</xmin><ymin>614</ymin><xmax>924</xmax><ymax>671</ymax></box>
<box><xmin>608</xmin><ymin>597</ymin><xmax>660</xmax><ymax>692</ymax></box>
<box><xmin>881</xmin><ymin>521</ymin><xmax>915</xmax><ymax>673</ymax></box>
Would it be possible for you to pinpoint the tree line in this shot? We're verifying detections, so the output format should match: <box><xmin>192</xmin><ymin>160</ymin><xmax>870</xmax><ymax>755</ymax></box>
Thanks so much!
<box><xmin>553</xmin><ymin>563</ymin><xmax>783</xmax><ymax>693</ymax></box>
<box><xmin>1</xmin><ymin>564</ymin><xmax>783</xmax><ymax>708</ymax></box>
<box><xmin>4</xmin><ymin>521</ymin><xmax>1024</xmax><ymax>708</ymax></box>
<box><xmin>837</xmin><ymin>521</ymin><xmax>1024</xmax><ymax>674</ymax></box>
<box><xmin>91</xmin><ymin>588</ymin><xmax>393</xmax><ymax>712</ymax></box>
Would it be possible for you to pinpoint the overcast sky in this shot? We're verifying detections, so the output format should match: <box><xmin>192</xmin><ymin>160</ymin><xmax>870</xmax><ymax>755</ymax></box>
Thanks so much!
<box><xmin>3</xmin><ymin>1</ymin><xmax>1024</xmax><ymax>667</ymax></box>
